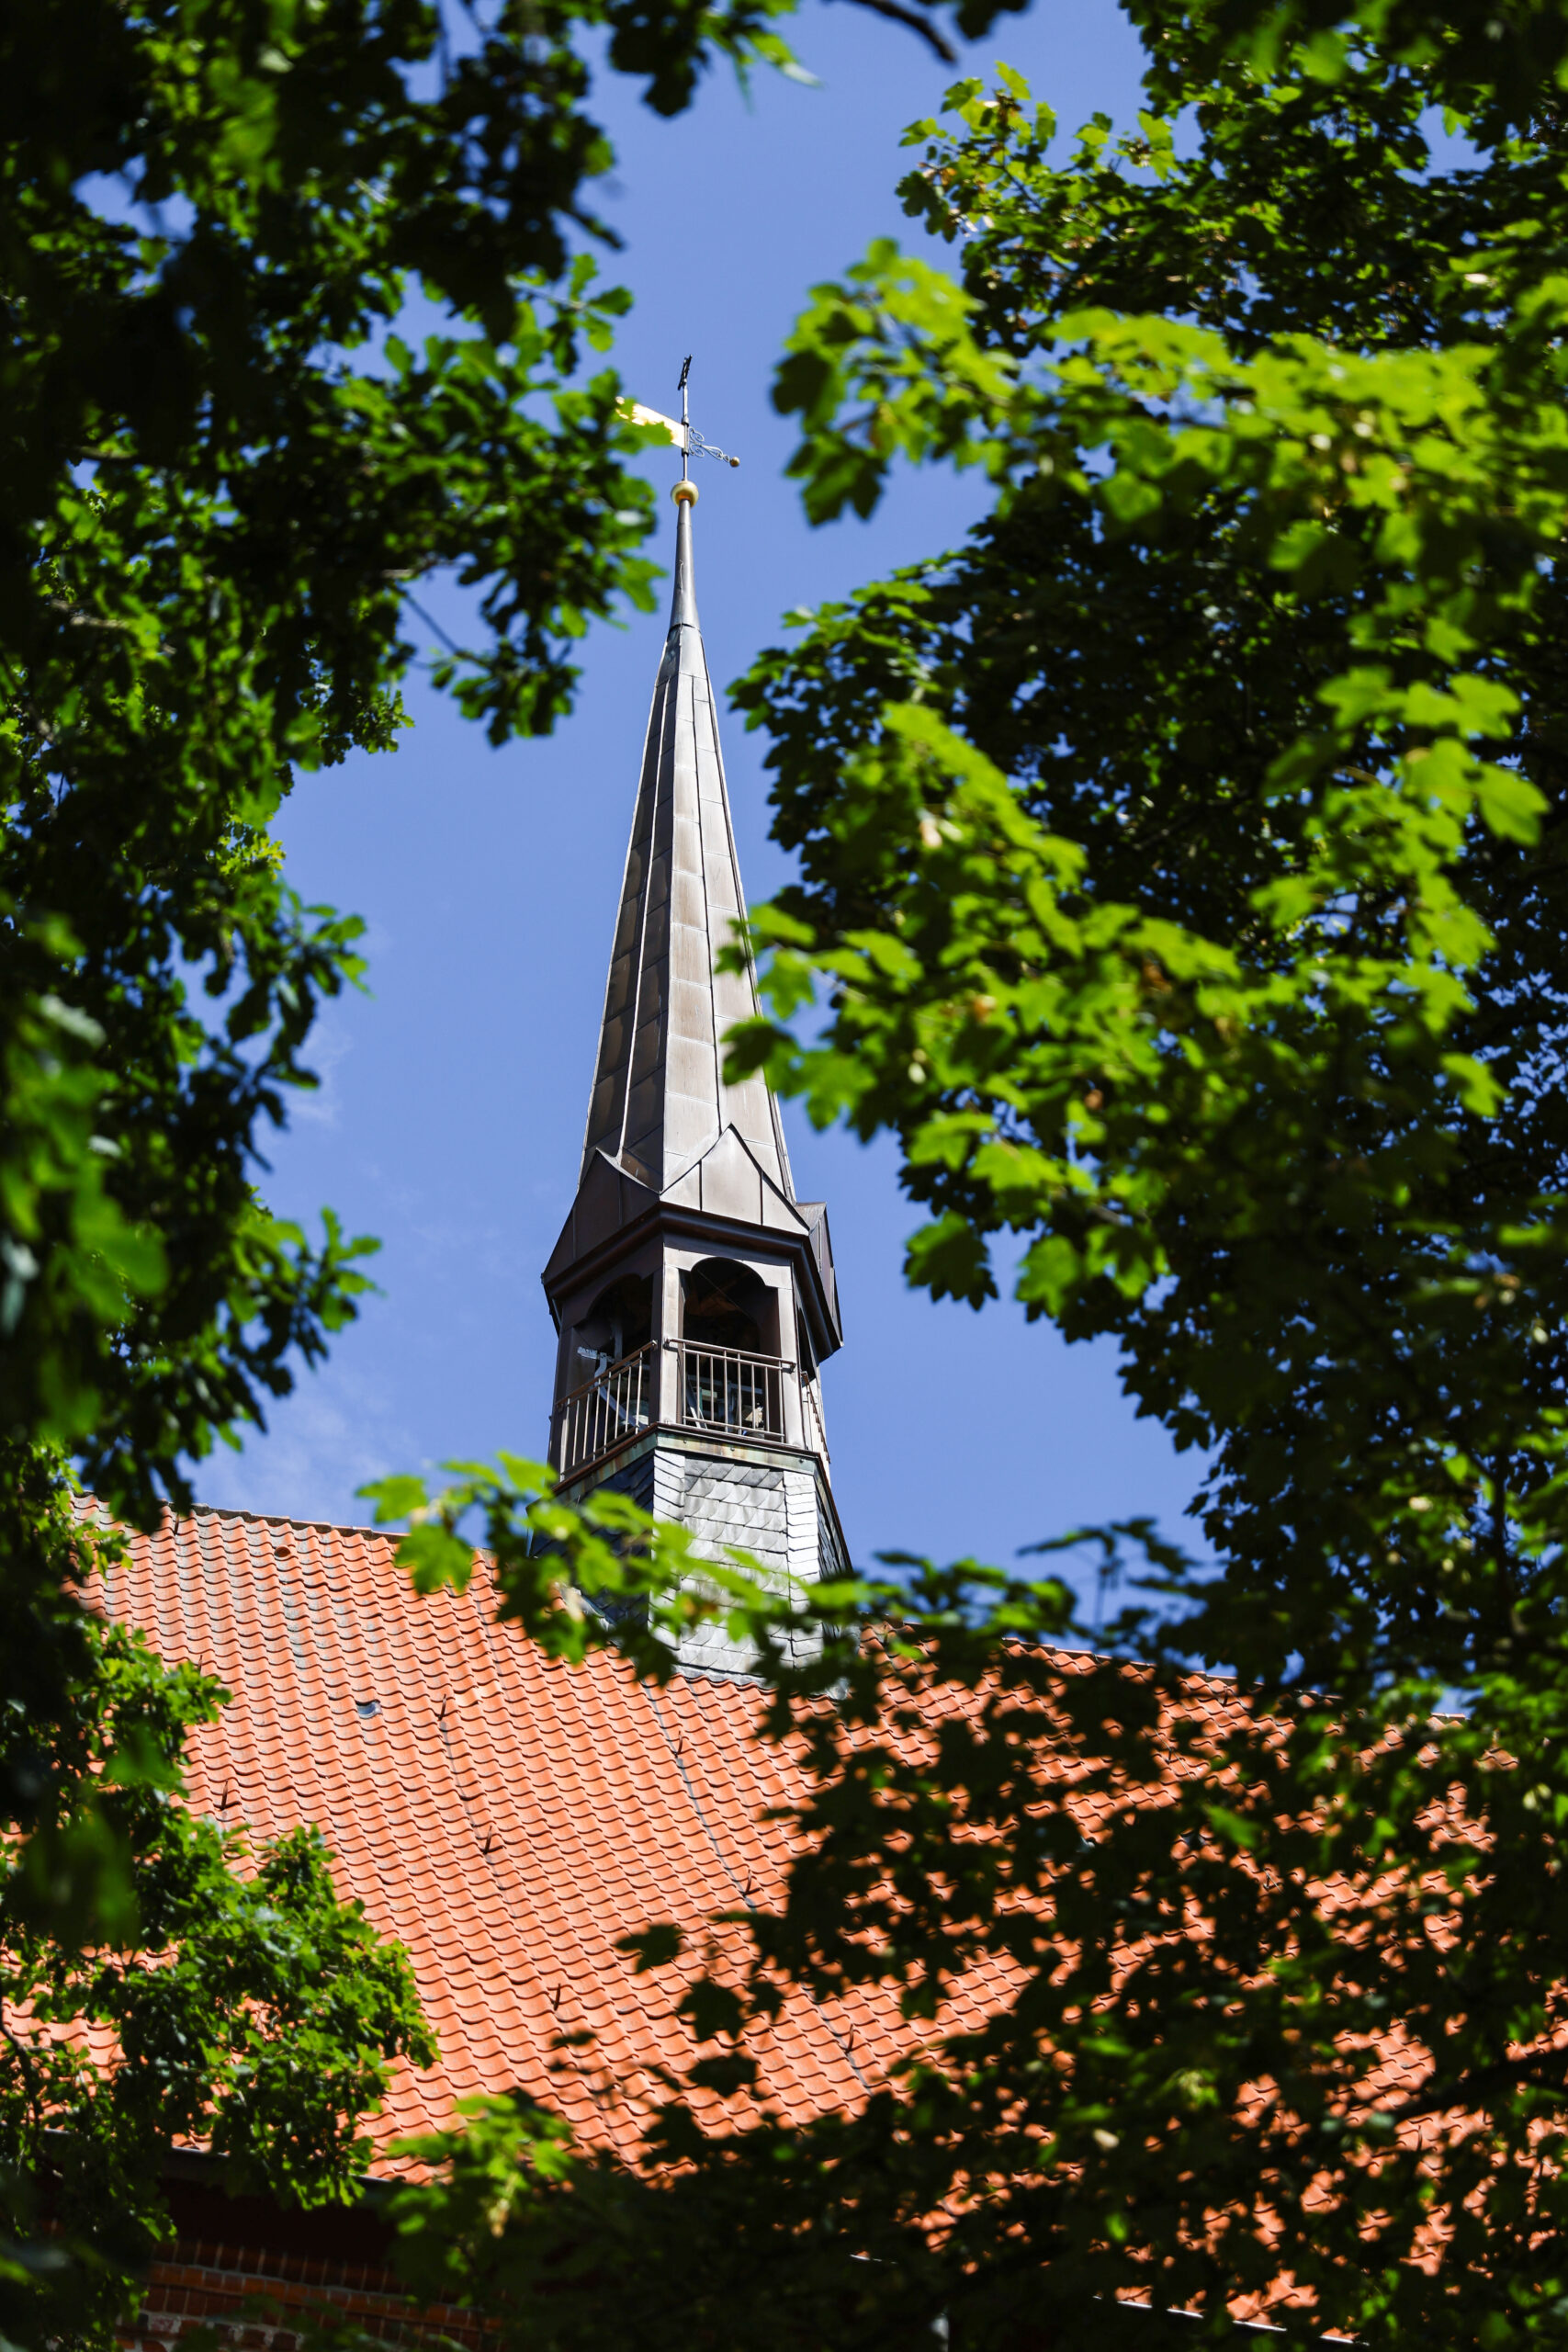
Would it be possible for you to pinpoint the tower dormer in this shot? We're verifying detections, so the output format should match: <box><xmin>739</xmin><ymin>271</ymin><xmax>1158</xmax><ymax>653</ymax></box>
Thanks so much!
<box><xmin>540</xmin><ymin>465</ymin><xmax>846</xmax><ymax>1676</ymax></box>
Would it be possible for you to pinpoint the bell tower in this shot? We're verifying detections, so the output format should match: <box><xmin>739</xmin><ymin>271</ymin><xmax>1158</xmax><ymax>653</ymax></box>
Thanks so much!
<box><xmin>540</xmin><ymin>444</ymin><xmax>847</xmax><ymax>1678</ymax></box>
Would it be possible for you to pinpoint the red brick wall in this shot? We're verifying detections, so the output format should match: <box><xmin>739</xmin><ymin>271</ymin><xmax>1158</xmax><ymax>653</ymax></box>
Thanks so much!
<box><xmin>130</xmin><ymin>2242</ymin><xmax>485</xmax><ymax>2352</ymax></box>
<box><xmin>123</xmin><ymin>2179</ymin><xmax>484</xmax><ymax>2352</ymax></box>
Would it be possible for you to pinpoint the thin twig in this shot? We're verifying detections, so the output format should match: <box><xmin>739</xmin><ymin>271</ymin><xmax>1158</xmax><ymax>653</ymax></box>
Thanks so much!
<box><xmin>833</xmin><ymin>0</ymin><xmax>957</xmax><ymax>62</ymax></box>
<box><xmin>0</xmin><ymin>1994</ymin><xmax>46</xmax><ymax>2137</ymax></box>
<box><xmin>403</xmin><ymin>593</ymin><xmax>465</xmax><ymax>658</ymax></box>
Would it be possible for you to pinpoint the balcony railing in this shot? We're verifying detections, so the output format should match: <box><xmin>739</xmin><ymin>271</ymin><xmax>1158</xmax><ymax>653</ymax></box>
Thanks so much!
<box><xmin>555</xmin><ymin>1338</ymin><xmax>797</xmax><ymax>1479</ymax></box>
<box><xmin>556</xmin><ymin>1341</ymin><xmax>656</xmax><ymax>1477</ymax></box>
<box><xmin>679</xmin><ymin>1341</ymin><xmax>787</xmax><ymax>1442</ymax></box>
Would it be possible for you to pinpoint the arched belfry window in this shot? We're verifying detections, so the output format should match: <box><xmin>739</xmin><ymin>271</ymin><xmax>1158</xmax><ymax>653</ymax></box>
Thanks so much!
<box><xmin>680</xmin><ymin>1259</ymin><xmax>785</xmax><ymax>1441</ymax></box>
<box><xmin>682</xmin><ymin>1259</ymin><xmax>778</xmax><ymax>1359</ymax></box>
<box><xmin>575</xmin><ymin>1271</ymin><xmax>652</xmax><ymax>1372</ymax></box>
<box><xmin>557</xmin><ymin>1270</ymin><xmax>656</xmax><ymax>1476</ymax></box>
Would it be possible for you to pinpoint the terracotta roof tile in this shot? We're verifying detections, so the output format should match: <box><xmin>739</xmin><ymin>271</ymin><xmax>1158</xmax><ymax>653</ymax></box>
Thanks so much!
<box><xmin>97</xmin><ymin>1503</ymin><xmax>1346</xmax><ymax>2214</ymax></box>
<box><xmin>98</xmin><ymin>1506</ymin><xmax>952</xmax><ymax>2169</ymax></box>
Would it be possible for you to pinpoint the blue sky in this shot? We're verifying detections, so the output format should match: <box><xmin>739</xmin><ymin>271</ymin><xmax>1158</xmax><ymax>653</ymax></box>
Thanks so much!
<box><xmin>197</xmin><ymin>0</ymin><xmax>1209</xmax><ymax>1591</ymax></box>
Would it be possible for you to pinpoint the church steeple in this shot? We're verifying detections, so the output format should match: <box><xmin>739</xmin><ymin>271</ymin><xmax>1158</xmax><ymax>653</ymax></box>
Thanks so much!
<box><xmin>580</xmin><ymin>481</ymin><xmax>793</xmax><ymax>1203</ymax></box>
<box><xmin>540</xmin><ymin>435</ymin><xmax>846</xmax><ymax>1678</ymax></box>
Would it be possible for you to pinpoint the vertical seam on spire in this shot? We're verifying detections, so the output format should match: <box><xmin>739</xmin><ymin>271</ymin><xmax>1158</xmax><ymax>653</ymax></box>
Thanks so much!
<box><xmin>691</xmin><ymin>667</ymin><xmax>726</xmax><ymax>1170</ymax></box>
<box><xmin>581</xmin><ymin>654</ymin><xmax>667</xmax><ymax>1180</ymax></box>
<box><xmin>614</xmin><ymin>652</ymin><xmax>675</xmax><ymax>1176</ymax></box>
<box><xmin>703</xmin><ymin>643</ymin><xmax>797</xmax><ymax>1203</ymax></box>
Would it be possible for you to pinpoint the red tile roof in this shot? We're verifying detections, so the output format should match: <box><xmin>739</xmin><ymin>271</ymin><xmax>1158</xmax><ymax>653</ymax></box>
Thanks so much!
<box><xmin>93</xmin><ymin>1504</ymin><xmax>1467</xmax><ymax>2335</ymax></box>
<box><xmin>96</xmin><ymin>1504</ymin><xmax>976</xmax><ymax>2171</ymax></box>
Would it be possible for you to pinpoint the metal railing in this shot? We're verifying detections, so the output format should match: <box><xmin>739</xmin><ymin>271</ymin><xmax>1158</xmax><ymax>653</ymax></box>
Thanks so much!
<box><xmin>679</xmin><ymin>1341</ymin><xmax>787</xmax><ymax>1442</ymax></box>
<box><xmin>556</xmin><ymin>1341</ymin><xmax>656</xmax><ymax>1476</ymax></box>
<box><xmin>556</xmin><ymin>1338</ymin><xmax>798</xmax><ymax>1478</ymax></box>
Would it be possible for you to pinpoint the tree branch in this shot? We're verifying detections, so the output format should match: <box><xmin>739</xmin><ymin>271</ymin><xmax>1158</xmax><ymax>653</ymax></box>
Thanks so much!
<box><xmin>832</xmin><ymin>0</ymin><xmax>958</xmax><ymax>63</ymax></box>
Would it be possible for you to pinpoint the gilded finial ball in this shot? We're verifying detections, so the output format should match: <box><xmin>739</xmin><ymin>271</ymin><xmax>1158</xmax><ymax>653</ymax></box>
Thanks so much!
<box><xmin>671</xmin><ymin>477</ymin><xmax>699</xmax><ymax>505</ymax></box>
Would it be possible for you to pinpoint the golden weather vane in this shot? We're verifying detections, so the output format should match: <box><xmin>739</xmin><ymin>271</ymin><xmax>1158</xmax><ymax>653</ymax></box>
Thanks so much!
<box><xmin>617</xmin><ymin>356</ymin><xmax>740</xmax><ymax>476</ymax></box>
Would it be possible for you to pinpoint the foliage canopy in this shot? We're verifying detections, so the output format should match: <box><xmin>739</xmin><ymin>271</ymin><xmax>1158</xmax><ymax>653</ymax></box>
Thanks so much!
<box><xmin>0</xmin><ymin>0</ymin><xmax>1017</xmax><ymax>2339</ymax></box>
<box><xmin>378</xmin><ymin>0</ymin><xmax>1568</xmax><ymax>2344</ymax></box>
<box><xmin>0</xmin><ymin>1476</ymin><xmax>434</xmax><ymax>2352</ymax></box>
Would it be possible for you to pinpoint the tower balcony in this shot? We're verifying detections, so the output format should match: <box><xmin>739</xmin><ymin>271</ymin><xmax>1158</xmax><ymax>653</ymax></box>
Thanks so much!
<box><xmin>554</xmin><ymin>1338</ymin><xmax>806</xmax><ymax>1481</ymax></box>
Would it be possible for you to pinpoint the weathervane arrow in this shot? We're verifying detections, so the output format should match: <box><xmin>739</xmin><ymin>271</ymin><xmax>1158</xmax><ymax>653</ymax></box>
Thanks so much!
<box><xmin>616</xmin><ymin>356</ymin><xmax>740</xmax><ymax>470</ymax></box>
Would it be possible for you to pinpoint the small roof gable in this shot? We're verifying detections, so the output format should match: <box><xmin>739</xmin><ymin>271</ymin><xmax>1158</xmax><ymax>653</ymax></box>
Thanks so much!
<box><xmin>542</xmin><ymin>1129</ymin><xmax>842</xmax><ymax>1351</ymax></box>
<box><xmin>541</xmin><ymin>1151</ymin><xmax>659</xmax><ymax>1294</ymax></box>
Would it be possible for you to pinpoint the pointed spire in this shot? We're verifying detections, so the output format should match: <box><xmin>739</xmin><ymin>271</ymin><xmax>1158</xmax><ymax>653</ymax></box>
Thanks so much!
<box><xmin>580</xmin><ymin>477</ymin><xmax>795</xmax><ymax>1201</ymax></box>
<box><xmin>670</xmin><ymin>486</ymin><xmax>699</xmax><ymax>633</ymax></box>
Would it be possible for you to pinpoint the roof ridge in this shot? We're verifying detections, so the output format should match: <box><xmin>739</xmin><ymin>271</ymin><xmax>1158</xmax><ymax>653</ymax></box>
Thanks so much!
<box><xmin>184</xmin><ymin>1500</ymin><xmax>401</xmax><ymax>1542</ymax></box>
<box><xmin>73</xmin><ymin>1493</ymin><xmax>401</xmax><ymax>1543</ymax></box>
<box><xmin>87</xmin><ymin>1501</ymin><xmax>1247</xmax><ymax>1702</ymax></box>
